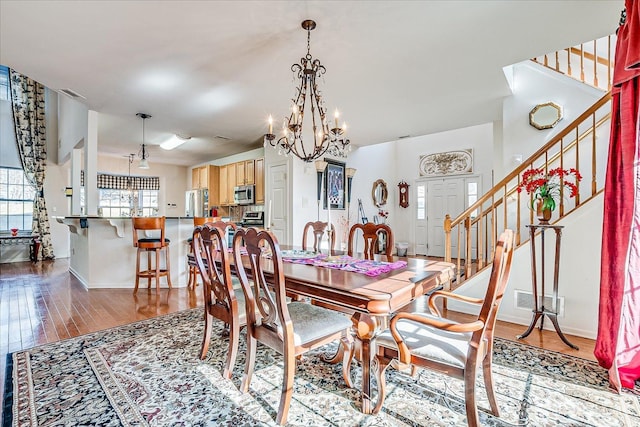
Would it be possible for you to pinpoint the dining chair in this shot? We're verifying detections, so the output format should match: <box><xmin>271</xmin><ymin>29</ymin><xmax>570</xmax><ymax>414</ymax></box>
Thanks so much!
<box><xmin>302</xmin><ymin>220</ymin><xmax>336</xmax><ymax>253</ymax></box>
<box><xmin>132</xmin><ymin>216</ymin><xmax>172</xmax><ymax>293</ymax></box>
<box><xmin>192</xmin><ymin>221</ymin><xmax>244</xmax><ymax>379</ymax></box>
<box><xmin>371</xmin><ymin>229</ymin><xmax>515</xmax><ymax>425</ymax></box>
<box><xmin>231</xmin><ymin>227</ymin><xmax>353</xmax><ymax>425</ymax></box>
<box><xmin>187</xmin><ymin>216</ymin><xmax>218</xmax><ymax>289</ymax></box>
<box><xmin>347</xmin><ymin>222</ymin><xmax>394</xmax><ymax>259</ymax></box>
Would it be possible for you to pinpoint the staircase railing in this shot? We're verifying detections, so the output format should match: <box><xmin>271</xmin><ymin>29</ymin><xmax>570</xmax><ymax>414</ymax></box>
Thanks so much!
<box><xmin>443</xmin><ymin>92</ymin><xmax>611</xmax><ymax>286</ymax></box>
<box><xmin>531</xmin><ymin>35</ymin><xmax>615</xmax><ymax>91</ymax></box>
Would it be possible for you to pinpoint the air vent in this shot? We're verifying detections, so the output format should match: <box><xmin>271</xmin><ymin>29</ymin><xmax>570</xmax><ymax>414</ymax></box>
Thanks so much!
<box><xmin>58</xmin><ymin>88</ymin><xmax>86</xmax><ymax>99</ymax></box>
<box><xmin>214</xmin><ymin>135</ymin><xmax>232</xmax><ymax>141</ymax></box>
<box><xmin>398</xmin><ymin>135</ymin><xmax>412</xmax><ymax>139</ymax></box>
<box><xmin>514</xmin><ymin>290</ymin><xmax>564</xmax><ymax>317</ymax></box>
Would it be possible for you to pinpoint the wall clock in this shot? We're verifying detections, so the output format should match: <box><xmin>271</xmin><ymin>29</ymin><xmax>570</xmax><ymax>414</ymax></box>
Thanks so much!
<box><xmin>398</xmin><ymin>181</ymin><xmax>410</xmax><ymax>208</ymax></box>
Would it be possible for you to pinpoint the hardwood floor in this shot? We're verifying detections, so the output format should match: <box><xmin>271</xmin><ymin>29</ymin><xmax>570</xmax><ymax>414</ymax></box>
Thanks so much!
<box><xmin>0</xmin><ymin>258</ymin><xmax>595</xmax><ymax>414</ymax></box>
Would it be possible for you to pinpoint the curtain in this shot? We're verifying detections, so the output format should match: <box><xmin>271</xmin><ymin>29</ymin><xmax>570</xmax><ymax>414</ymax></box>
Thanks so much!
<box><xmin>595</xmin><ymin>0</ymin><xmax>640</xmax><ymax>391</ymax></box>
<box><xmin>9</xmin><ymin>69</ymin><xmax>54</xmax><ymax>260</ymax></box>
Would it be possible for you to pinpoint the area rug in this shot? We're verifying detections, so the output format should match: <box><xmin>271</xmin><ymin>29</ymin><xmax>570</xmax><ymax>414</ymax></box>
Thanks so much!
<box><xmin>3</xmin><ymin>308</ymin><xmax>640</xmax><ymax>426</ymax></box>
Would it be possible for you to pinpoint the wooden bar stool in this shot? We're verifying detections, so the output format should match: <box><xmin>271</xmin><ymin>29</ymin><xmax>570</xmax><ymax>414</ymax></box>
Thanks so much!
<box><xmin>132</xmin><ymin>216</ymin><xmax>172</xmax><ymax>293</ymax></box>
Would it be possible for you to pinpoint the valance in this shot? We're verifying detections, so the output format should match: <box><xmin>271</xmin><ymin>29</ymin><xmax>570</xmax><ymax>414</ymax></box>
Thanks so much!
<box><xmin>97</xmin><ymin>174</ymin><xmax>159</xmax><ymax>191</ymax></box>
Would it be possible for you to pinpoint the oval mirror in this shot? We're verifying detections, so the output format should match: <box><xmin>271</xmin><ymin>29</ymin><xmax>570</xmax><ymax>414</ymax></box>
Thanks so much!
<box><xmin>372</xmin><ymin>179</ymin><xmax>388</xmax><ymax>207</ymax></box>
<box><xmin>529</xmin><ymin>102</ymin><xmax>563</xmax><ymax>130</ymax></box>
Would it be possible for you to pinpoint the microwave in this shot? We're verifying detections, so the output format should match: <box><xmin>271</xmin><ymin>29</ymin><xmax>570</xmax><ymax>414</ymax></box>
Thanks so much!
<box><xmin>234</xmin><ymin>185</ymin><xmax>255</xmax><ymax>205</ymax></box>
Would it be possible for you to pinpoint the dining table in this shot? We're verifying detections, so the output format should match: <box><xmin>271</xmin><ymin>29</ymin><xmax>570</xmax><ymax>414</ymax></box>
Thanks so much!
<box><xmin>267</xmin><ymin>247</ymin><xmax>456</xmax><ymax>414</ymax></box>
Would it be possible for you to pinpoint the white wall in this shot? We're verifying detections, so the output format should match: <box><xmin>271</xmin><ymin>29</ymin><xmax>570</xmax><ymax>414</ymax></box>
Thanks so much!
<box><xmin>344</xmin><ymin>123</ymin><xmax>494</xmax><ymax>252</ymax></box>
<box><xmin>447</xmin><ymin>192</ymin><xmax>603</xmax><ymax>339</ymax></box>
<box><xmin>57</xmin><ymin>95</ymin><xmax>88</xmax><ymax>164</ymax></box>
<box><xmin>500</xmin><ymin>61</ymin><xmax>604</xmax><ymax>179</ymax></box>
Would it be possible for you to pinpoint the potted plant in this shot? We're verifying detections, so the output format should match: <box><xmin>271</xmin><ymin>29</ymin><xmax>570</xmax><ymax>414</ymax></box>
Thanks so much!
<box><xmin>517</xmin><ymin>167</ymin><xmax>582</xmax><ymax>224</ymax></box>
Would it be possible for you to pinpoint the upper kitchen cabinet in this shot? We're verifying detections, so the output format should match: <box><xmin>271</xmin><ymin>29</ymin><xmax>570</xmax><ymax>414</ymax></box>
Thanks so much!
<box><xmin>236</xmin><ymin>159</ymin><xmax>255</xmax><ymax>186</ymax></box>
<box><xmin>191</xmin><ymin>165</ymin><xmax>208</xmax><ymax>190</ymax></box>
<box><xmin>254</xmin><ymin>158</ymin><xmax>264</xmax><ymax>204</ymax></box>
<box><xmin>207</xmin><ymin>165</ymin><xmax>220</xmax><ymax>206</ymax></box>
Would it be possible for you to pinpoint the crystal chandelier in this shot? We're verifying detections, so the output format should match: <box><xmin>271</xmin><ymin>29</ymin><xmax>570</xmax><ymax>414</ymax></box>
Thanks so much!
<box><xmin>264</xmin><ymin>19</ymin><xmax>350</xmax><ymax>162</ymax></box>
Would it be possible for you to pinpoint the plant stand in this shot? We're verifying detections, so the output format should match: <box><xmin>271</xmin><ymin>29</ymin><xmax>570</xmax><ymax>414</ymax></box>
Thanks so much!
<box><xmin>517</xmin><ymin>224</ymin><xmax>578</xmax><ymax>350</ymax></box>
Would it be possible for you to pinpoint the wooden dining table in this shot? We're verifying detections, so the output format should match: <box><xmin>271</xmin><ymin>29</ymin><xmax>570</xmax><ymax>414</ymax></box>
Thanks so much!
<box><xmin>270</xmin><ymin>249</ymin><xmax>456</xmax><ymax>414</ymax></box>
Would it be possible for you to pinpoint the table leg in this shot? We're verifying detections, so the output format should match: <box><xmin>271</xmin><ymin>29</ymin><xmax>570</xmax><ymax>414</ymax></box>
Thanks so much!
<box><xmin>516</xmin><ymin>310</ymin><xmax>542</xmax><ymax>340</ymax></box>
<box><xmin>352</xmin><ymin>312</ymin><xmax>382</xmax><ymax>415</ymax></box>
<box><xmin>547</xmin><ymin>312</ymin><xmax>579</xmax><ymax>350</ymax></box>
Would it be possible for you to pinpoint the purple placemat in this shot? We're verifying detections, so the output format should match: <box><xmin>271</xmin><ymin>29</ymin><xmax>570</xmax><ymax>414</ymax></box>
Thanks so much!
<box><xmin>283</xmin><ymin>254</ymin><xmax>407</xmax><ymax>277</ymax></box>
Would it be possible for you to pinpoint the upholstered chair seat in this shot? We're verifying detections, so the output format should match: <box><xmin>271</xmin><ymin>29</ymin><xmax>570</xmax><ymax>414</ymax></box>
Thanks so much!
<box><xmin>284</xmin><ymin>302</ymin><xmax>353</xmax><ymax>346</ymax></box>
<box><xmin>376</xmin><ymin>313</ymin><xmax>472</xmax><ymax>369</ymax></box>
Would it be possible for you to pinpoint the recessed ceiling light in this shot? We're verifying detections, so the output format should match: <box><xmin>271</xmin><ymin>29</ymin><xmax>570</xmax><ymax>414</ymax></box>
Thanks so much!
<box><xmin>160</xmin><ymin>134</ymin><xmax>191</xmax><ymax>150</ymax></box>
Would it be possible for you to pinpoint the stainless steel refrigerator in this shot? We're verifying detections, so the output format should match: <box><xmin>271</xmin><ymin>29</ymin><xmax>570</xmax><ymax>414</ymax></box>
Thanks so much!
<box><xmin>185</xmin><ymin>189</ymin><xmax>209</xmax><ymax>217</ymax></box>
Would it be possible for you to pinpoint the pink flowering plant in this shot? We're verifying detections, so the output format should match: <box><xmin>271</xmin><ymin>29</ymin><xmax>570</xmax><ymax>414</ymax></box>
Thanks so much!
<box><xmin>517</xmin><ymin>167</ymin><xmax>582</xmax><ymax>211</ymax></box>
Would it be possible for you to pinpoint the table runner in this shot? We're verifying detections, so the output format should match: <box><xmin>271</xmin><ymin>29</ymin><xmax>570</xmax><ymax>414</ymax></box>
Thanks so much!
<box><xmin>282</xmin><ymin>253</ymin><xmax>407</xmax><ymax>277</ymax></box>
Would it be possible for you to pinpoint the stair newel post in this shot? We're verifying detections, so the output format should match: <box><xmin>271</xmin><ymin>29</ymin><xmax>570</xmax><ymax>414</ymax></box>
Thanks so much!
<box><xmin>444</xmin><ymin>214</ymin><xmax>452</xmax><ymax>264</ymax></box>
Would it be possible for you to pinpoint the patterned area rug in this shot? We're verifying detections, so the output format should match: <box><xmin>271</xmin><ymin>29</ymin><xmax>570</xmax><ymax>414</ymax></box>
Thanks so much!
<box><xmin>4</xmin><ymin>308</ymin><xmax>640</xmax><ymax>426</ymax></box>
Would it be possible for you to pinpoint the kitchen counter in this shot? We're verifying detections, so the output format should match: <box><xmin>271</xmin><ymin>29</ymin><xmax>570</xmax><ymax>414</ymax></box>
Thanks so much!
<box><xmin>55</xmin><ymin>216</ymin><xmax>196</xmax><ymax>289</ymax></box>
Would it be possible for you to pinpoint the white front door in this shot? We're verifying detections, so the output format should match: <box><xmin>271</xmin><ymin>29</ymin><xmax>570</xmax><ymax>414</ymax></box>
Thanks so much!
<box><xmin>268</xmin><ymin>162</ymin><xmax>289</xmax><ymax>244</ymax></box>
<box><xmin>427</xmin><ymin>177</ymin><xmax>465</xmax><ymax>258</ymax></box>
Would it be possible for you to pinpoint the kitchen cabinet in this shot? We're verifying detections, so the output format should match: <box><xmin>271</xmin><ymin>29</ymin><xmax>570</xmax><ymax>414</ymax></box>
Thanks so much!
<box><xmin>217</xmin><ymin>158</ymin><xmax>263</xmax><ymax>205</ymax></box>
<box><xmin>227</xmin><ymin>162</ymin><xmax>237</xmax><ymax>205</ymax></box>
<box><xmin>207</xmin><ymin>165</ymin><xmax>220</xmax><ymax>206</ymax></box>
<box><xmin>191</xmin><ymin>166</ymin><xmax>208</xmax><ymax>190</ymax></box>
<box><xmin>254</xmin><ymin>158</ymin><xmax>264</xmax><ymax>204</ymax></box>
<box><xmin>236</xmin><ymin>159</ymin><xmax>255</xmax><ymax>186</ymax></box>
<box><xmin>219</xmin><ymin>165</ymin><xmax>229</xmax><ymax>205</ymax></box>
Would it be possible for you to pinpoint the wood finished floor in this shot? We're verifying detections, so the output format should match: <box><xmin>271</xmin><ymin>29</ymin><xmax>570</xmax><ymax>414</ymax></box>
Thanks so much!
<box><xmin>0</xmin><ymin>258</ymin><xmax>596</xmax><ymax>414</ymax></box>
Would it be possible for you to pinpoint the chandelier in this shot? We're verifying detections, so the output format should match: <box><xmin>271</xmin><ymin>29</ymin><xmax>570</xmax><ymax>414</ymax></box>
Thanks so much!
<box><xmin>264</xmin><ymin>19</ymin><xmax>350</xmax><ymax>162</ymax></box>
<box><xmin>136</xmin><ymin>112</ymin><xmax>151</xmax><ymax>169</ymax></box>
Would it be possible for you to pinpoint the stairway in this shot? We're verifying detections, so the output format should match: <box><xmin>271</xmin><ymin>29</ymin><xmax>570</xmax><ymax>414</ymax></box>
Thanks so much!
<box><xmin>443</xmin><ymin>35</ymin><xmax>615</xmax><ymax>289</ymax></box>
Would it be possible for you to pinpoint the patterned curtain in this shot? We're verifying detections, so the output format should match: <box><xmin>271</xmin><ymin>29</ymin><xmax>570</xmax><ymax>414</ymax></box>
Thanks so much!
<box><xmin>9</xmin><ymin>69</ymin><xmax>54</xmax><ymax>260</ymax></box>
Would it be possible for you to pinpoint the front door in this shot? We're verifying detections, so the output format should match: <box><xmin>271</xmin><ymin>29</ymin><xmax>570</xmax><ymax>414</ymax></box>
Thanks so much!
<box><xmin>268</xmin><ymin>162</ymin><xmax>289</xmax><ymax>244</ymax></box>
<box><xmin>427</xmin><ymin>178</ymin><xmax>465</xmax><ymax>258</ymax></box>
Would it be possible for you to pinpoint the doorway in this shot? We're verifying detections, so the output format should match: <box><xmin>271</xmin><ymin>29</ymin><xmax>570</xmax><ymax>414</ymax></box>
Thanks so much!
<box><xmin>268</xmin><ymin>162</ymin><xmax>289</xmax><ymax>244</ymax></box>
<box><xmin>414</xmin><ymin>175</ymin><xmax>480</xmax><ymax>258</ymax></box>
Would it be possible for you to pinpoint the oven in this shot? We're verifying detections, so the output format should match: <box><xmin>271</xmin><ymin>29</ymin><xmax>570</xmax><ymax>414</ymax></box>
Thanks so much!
<box><xmin>238</xmin><ymin>211</ymin><xmax>264</xmax><ymax>228</ymax></box>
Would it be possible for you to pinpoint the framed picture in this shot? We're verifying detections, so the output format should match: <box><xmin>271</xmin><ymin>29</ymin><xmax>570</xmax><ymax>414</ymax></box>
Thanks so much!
<box><xmin>323</xmin><ymin>158</ymin><xmax>345</xmax><ymax>210</ymax></box>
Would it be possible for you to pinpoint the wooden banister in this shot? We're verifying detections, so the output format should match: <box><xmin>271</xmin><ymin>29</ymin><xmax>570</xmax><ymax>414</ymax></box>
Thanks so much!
<box><xmin>444</xmin><ymin>91</ymin><xmax>611</xmax><ymax>288</ymax></box>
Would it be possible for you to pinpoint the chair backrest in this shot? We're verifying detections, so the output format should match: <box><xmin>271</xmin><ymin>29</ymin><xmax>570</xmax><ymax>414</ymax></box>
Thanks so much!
<box><xmin>232</xmin><ymin>227</ymin><xmax>293</xmax><ymax>347</ymax></box>
<box><xmin>192</xmin><ymin>222</ymin><xmax>237</xmax><ymax>313</ymax></box>
<box><xmin>132</xmin><ymin>216</ymin><xmax>167</xmax><ymax>247</ymax></box>
<box><xmin>302</xmin><ymin>221</ymin><xmax>335</xmax><ymax>253</ymax></box>
<box><xmin>347</xmin><ymin>223</ymin><xmax>394</xmax><ymax>259</ymax></box>
<box><xmin>472</xmin><ymin>229</ymin><xmax>515</xmax><ymax>343</ymax></box>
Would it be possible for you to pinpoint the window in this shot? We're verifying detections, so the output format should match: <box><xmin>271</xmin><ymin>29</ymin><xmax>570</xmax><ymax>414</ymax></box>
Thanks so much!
<box><xmin>98</xmin><ymin>189</ymin><xmax>158</xmax><ymax>217</ymax></box>
<box><xmin>416</xmin><ymin>184</ymin><xmax>426</xmax><ymax>220</ymax></box>
<box><xmin>0</xmin><ymin>167</ymin><xmax>35</xmax><ymax>231</ymax></box>
<box><xmin>467</xmin><ymin>181</ymin><xmax>479</xmax><ymax>219</ymax></box>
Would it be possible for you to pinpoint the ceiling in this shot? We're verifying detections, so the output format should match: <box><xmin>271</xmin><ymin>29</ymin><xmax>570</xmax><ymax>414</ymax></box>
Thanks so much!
<box><xmin>0</xmin><ymin>1</ymin><xmax>621</xmax><ymax>167</ymax></box>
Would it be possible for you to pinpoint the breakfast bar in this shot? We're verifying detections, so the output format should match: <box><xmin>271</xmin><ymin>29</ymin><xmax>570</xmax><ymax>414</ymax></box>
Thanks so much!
<box><xmin>55</xmin><ymin>216</ymin><xmax>195</xmax><ymax>289</ymax></box>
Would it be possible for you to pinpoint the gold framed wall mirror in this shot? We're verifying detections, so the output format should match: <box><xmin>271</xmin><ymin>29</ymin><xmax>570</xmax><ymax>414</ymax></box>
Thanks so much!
<box><xmin>529</xmin><ymin>102</ymin><xmax>563</xmax><ymax>130</ymax></box>
<box><xmin>372</xmin><ymin>179</ymin><xmax>388</xmax><ymax>207</ymax></box>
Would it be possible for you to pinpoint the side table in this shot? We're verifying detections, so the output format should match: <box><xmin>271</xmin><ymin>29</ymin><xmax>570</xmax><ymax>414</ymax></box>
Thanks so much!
<box><xmin>517</xmin><ymin>224</ymin><xmax>578</xmax><ymax>349</ymax></box>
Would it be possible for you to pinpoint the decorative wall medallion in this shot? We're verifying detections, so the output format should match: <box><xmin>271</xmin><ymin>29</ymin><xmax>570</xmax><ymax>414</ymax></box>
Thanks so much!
<box><xmin>419</xmin><ymin>149</ymin><xmax>473</xmax><ymax>176</ymax></box>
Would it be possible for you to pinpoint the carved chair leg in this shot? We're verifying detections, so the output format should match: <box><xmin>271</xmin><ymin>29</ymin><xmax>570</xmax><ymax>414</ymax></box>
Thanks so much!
<box><xmin>276</xmin><ymin>347</ymin><xmax>296</xmax><ymax>426</ymax></box>
<box><xmin>224</xmin><ymin>317</ymin><xmax>241</xmax><ymax>380</ymax></box>
<box><xmin>464</xmin><ymin>362</ymin><xmax>480</xmax><ymax>427</ymax></box>
<box><xmin>482</xmin><ymin>353</ymin><xmax>500</xmax><ymax>416</ymax></box>
<box><xmin>200</xmin><ymin>311</ymin><xmax>213</xmax><ymax>360</ymax></box>
<box><xmin>241</xmin><ymin>334</ymin><xmax>257</xmax><ymax>393</ymax></box>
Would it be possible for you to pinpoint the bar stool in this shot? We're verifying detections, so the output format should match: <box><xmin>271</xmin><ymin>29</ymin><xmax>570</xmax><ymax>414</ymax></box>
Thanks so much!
<box><xmin>132</xmin><ymin>216</ymin><xmax>172</xmax><ymax>293</ymax></box>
